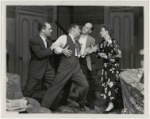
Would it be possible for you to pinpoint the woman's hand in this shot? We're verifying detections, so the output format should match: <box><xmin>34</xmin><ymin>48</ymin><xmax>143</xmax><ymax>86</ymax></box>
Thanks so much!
<box><xmin>98</xmin><ymin>53</ymin><xmax>107</xmax><ymax>59</ymax></box>
<box><xmin>101</xmin><ymin>55</ymin><xmax>108</xmax><ymax>59</ymax></box>
<box><xmin>110</xmin><ymin>59</ymin><xmax>115</xmax><ymax>62</ymax></box>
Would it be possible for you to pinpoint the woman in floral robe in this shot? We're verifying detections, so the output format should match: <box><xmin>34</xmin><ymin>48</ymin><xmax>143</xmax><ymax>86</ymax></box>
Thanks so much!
<box><xmin>91</xmin><ymin>24</ymin><xmax>122</xmax><ymax>113</ymax></box>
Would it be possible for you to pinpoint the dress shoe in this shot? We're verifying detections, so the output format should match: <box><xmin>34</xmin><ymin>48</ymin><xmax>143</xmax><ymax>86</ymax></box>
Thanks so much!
<box><xmin>60</xmin><ymin>100</ymin><xmax>69</xmax><ymax>106</ymax></box>
<box><xmin>19</xmin><ymin>110</ymin><xmax>28</xmax><ymax>113</ymax></box>
<box><xmin>85</xmin><ymin>103</ymin><xmax>95</xmax><ymax>110</ymax></box>
<box><xmin>50</xmin><ymin>108</ymin><xmax>59</xmax><ymax>113</ymax></box>
<box><xmin>103</xmin><ymin>107</ymin><xmax>115</xmax><ymax>114</ymax></box>
<box><xmin>79</xmin><ymin>103</ymin><xmax>86</xmax><ymax>111</ymax></box>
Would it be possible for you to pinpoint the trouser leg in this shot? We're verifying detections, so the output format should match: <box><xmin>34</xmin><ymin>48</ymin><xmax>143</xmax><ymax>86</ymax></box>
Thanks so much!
<box><xmin>43</xmin><ymin>63</ymin><xmax>55</xmax><ymax>89</ymax></box>
<box><xmin>79</xmin><ymin>57</ymin><xmax>96</xmax><ymax>106</ymax></box>
<box><xmin>22</xmin><ymin>76</ymin><xmax>40</xmax><ymax>97</ymax></box>
<box><xmin>41</xmin><ymin>60</ymin><xmax>73</xmax><ymax>109</ymax></box>
<box><xmin>71</xmin><ymin>62</ymin><xmax>89</xmax><ymax>105</ymax></box>
<box><xmin>60</xmin><ymin>79</ymin><xmax>72</xmax><ymax>105</ymax></box>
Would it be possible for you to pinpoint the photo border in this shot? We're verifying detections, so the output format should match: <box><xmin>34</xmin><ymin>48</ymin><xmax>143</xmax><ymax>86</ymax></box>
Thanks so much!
<box><xmin>0</xmin><ymin>0</ymin><xmax>149</xmax><ymax>118</ymax></box>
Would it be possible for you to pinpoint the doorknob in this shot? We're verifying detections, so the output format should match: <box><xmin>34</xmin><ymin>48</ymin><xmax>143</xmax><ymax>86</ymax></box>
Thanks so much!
<box><xmin>20</xmin><ymin>57</ymin><xmax>23</xmax><ymax>60</ymax></box>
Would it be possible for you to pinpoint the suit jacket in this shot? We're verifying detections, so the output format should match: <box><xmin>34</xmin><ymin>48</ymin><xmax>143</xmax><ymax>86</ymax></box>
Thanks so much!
<box><xmin>28</xmin><ymin>34</ymin><xmax>53</xmax><ymax>78</ymax></box>
<box><xmin>85</xmin><ymin>35</ymin><xmax>95</xmax><ymax>48</ymax></box>
<box><xmin>80</xmin><ymin>35</ymin><xmax>96</xmax><ymax>71</ymax></box>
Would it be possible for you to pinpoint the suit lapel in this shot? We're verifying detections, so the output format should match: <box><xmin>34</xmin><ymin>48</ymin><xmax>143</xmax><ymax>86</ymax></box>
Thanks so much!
<box><xmin>38</xmin><ymin>35</ymin><xmax>46</xmax><ymax>49</ymax></box>
<box><xmin>86</xmin><ymin>35</ymin><xmax>90</xmax><ymax>48</ymax></box>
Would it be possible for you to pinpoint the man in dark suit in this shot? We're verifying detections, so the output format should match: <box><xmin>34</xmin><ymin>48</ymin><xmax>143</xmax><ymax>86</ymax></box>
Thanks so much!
<box><xmin>41</xmin><ymin>24</ymin><xmax>89</xmax><ymax>111</ymax></box>
<box><xmin>22</xmin><ymin>21</ymin><xmax>55</xmax><ymax>102</ymax></box>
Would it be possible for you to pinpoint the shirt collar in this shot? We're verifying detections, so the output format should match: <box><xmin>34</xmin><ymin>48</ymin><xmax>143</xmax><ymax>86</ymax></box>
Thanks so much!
<box><xmin>40</xmin><ymin>34</ymin><xmax>47</xmax><ymax>41</ymax></box>
<box><xmin>69</xmin><ymin>34</ymin><xmax>75</xmax><ymax>40</ymax></box>
<box><xmin>80</xmin><ymin>34</ymin><xmax>88</xmax><ymax>39</ymax></box>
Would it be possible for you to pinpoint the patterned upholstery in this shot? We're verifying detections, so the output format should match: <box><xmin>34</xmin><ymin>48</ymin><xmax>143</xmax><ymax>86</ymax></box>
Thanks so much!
<box><xmin>7</xmin><ymin>73</ymin><xmax>24</xmax><ymax>99</ymax></box>
<box><xmin>119</xmin><ymin>69</ymin><xmax>144</xmax><ymax>114</ymax></box>
<box><xmin>6</xmin><ymin>73</ymin><xmax>51</xmax><ymax>113</ymax></box>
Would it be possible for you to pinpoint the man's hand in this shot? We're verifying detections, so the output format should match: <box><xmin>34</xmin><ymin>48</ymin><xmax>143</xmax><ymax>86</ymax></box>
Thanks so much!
<box><xmin>83</xmin><ymin>47</ymin><xmax>91</xmax><ymax>56</ymax></box>
<box><xmin>91</xmin><ymin>44</ymin><xmax>98</xmax><ymax>52</ymax></box>
<box><xmin>54</xmin><ymin>48</ymin><xmax>61</xmax><ymax>54</ymax></box>
<box><xmin>62</xmin><ymin>45</ymin><xmax>72</xmax><ymax>57</ymax></box>
<box><xmin>50</xmin><ymin>44</ymin><xmax>57</xmax><ymax>50</ymax></box>
<box><xmin>58</xmin><ymin>43</ymin><xmax>64</xmax><ymax>48</ymax></box>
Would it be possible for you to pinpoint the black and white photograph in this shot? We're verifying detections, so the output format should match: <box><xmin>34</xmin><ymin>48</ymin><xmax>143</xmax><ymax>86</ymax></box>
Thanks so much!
<box><xmin>0</xmin><ymin>0</ymin><xmax>149</xmax><ymax>118</ymax></box>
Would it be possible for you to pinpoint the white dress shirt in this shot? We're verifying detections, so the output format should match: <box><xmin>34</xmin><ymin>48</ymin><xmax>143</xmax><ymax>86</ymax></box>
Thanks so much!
<box><xmin>40</xmin><ymin>34</ymin><xmax>47</xmax><ymax>48</ymax></box>
<box><xmin>79</xmin><ymin>35</ymin><xmax>93</xmax><ymax>71</ymax></box>
<box><xmin>51</xmin><ymin>34</ymin><xmax>78</xmax><ymax>56</ymax></box>
<box><xmin>78</xmin><ymin>35</ymin><xmax>87</xmax><ymax>57</ymax></box>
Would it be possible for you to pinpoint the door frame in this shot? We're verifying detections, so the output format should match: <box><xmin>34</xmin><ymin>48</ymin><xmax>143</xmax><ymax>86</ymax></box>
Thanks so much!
<box><xmin>109</xmin><ymin>12</ymin><xmax>134</xmax><ymax>69</ymax></box>
<box><xmin>15</xmin><ymin>7</ymin><xmax>47</xmax><ymax>74</ymax></box>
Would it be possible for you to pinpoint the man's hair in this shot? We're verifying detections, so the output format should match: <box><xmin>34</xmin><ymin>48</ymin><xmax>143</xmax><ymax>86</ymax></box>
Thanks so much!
<box><xmin>100</xmin><ymin>24</ymin><xmax>113</xmax><ymax>37</ymax></box>
<box><xmin>90</xmin><ymin>24</ymin><xmax>94</xmax><ymax>31</ymax></box>
<box><xmin>85</xmin><ymin>22</ymin><xmax>94</xmax><ymax>31</ymax></box>
<box><xmin>67</xmin><ymin>23</ymin><xmax>80</xmax><ymax>33</ymax></box>
<box><xmin>38</xmin><ymin>20</ymin><xmax>50</xmax><ymax>32</ymax></box>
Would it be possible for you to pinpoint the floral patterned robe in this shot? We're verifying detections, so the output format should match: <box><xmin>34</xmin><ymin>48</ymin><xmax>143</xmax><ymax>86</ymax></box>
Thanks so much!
<box><xmin>97</xmin><ymin>39</ymin><xmax>121</xmax><ymax>101</ymax></box>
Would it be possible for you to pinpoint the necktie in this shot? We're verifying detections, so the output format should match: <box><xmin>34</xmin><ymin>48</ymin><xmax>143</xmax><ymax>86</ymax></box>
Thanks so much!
<box><xmin>46</xmin><ymin>39</ymin><xmax>50</xmax><ymax>48</ymax></box>
<box><xmin>75</xmin><ymin>40</ymin><xmax>81</xmax><ymax>55</ymax></box>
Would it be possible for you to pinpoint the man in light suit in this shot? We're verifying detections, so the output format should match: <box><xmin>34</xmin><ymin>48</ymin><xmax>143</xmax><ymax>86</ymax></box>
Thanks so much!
<box><xmin>79</xmin><ymin>23</ymin><xmax>97</xmax><ymax>110</ymax></box>
<box><xmin>61</xmin><ymin>23</ymin><xmax>97</xmax><ymax>110</ymax></box>
<box><xmin>78</xmin><ymin>22</ymin><xmax>95</xmax><ymax>73</ymax></box>
<box><xmin>22</xmin><ymin>21</ymin><xmax>55</xmax><ymax>103</ymax></box>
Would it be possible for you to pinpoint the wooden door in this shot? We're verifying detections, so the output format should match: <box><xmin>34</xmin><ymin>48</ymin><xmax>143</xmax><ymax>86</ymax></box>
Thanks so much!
<box><xmin>57</xmin><ymin>6</ymin><xmax>71</xmax><ymax>36</ymax></box>
<box><xmin>16</xmin><ymin>7</ymin><xmax>47</xmax><ymax>88</ymax></box>
<box><xmin>110</xmin><ymin>12</ymin><xmax>134</xmax><ymax>69</ymax></box>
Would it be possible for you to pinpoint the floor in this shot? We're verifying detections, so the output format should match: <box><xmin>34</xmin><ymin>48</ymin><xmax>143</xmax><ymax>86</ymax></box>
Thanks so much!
<box><xmin>53</xmin><ymin>97</ymin><xmax>122</xmax><ymax>114</ymax></box>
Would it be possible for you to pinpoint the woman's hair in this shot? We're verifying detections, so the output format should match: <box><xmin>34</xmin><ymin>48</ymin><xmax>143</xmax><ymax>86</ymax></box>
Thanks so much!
<box><xmin>100</xmin><ymin>24</ymin><xmax>113</xmax><ymax>37</ymax></box>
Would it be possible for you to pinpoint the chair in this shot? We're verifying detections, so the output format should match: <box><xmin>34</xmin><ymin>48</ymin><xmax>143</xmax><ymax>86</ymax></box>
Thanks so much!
<box><xmin>6</xmin><ymin>73</ymin><xmax>51</xmax><ymax>113</ymax></box>
<box><xmin>119</xmin><ymin>69</ymin><xmax>144</xmax><ymax>114</ymax></box>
